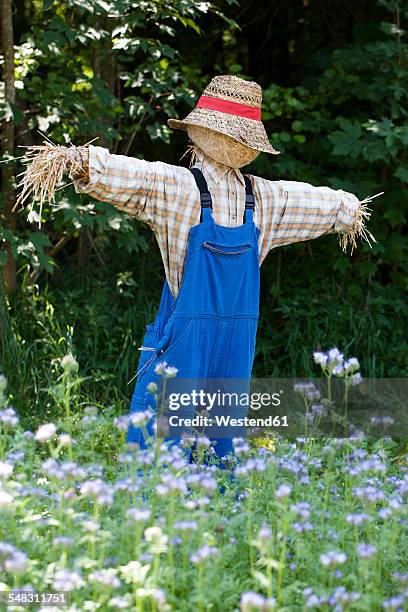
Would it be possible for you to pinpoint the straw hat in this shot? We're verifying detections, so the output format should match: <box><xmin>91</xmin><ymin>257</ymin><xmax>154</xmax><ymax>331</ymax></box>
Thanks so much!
<box><xmin>168</xmin><ymin>75</ymin><xmax>280</xmax><ymax>156</ymax></box>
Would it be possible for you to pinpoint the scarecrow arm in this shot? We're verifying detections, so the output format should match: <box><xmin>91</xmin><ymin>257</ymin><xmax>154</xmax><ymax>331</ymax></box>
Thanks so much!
<box><xmin>70</xmin><ymin>145</ymin><xmax>182</xmax><ymax>232</ymax></box>
<box><xmin>17</xmin><ymin>143</ymin><xmax>183</xmax><ymax>233</ymax></box>
<box><xmin>269</xmin><ymin>179</ymin><xmax>382</xmax><ymax>255</ymax></box>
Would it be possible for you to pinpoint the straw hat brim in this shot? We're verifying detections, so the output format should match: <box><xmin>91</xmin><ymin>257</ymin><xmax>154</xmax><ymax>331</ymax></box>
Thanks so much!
<box><xmin>167</xmin><ymin>107</ymin><xmax>280</xmax><ymax>155</ymax></box>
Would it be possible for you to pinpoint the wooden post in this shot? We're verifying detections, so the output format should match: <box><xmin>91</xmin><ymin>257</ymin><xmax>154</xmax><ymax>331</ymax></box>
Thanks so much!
<box><xmin>1</xmin><ymin>0</ymin><xmax>17</xmax><ymax>294</ymax></box>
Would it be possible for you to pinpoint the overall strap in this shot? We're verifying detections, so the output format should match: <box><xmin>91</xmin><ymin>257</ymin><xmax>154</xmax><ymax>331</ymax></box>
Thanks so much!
<box><xmin>243</xmin><ymin>174</ymin><xmax>255</xmax><ymax>223</ymax></box>
<box><xmin>190</xmin><ymin>167</ymin><xmax>213</xmax><ymax>223</ymax></box>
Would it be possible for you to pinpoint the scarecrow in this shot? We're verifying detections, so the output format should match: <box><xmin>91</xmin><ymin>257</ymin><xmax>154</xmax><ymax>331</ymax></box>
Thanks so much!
<box><xmin>18</xmin><ymin>75</ymin><xmax>381</xmax><ymax>466</ymax></box>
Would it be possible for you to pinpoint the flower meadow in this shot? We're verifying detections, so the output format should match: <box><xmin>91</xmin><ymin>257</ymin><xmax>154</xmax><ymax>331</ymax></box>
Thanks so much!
<box><xmin>0</xmin><ymin>349</ymin><xmax>407</xmax><ymax>611</ymax></box>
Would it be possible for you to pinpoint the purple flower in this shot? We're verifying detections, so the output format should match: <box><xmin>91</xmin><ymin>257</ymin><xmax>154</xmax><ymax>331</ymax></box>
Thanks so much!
<box><xmin>258</xmin><ymin>524</ymin><xmax>272</xmax><ymax>540</ymax></box>
<box><xmin>113</xmin><ymin>415</ymin><xmax>130</xmax><ymax>431</ymax></box>
<box><xmin>356</xmin><ymin>543</ymin><xmax>377</xmax><ymax>559</ymax></box>
<box><xmin>53</xmin><ymin>569</ymin><xmax>85</xmax><ymax>591</ymax></box>
<box><xmin>344</xmin><ymin>357</ymin><xmax>360</xmax><ymax>373</ymax></box>
<box><xmin>53</xmin><ymin>536</ymin><xmax>73</xmax><ymax>548</ymax></box>
<box><xmin>173</xmin><ymin>521</ymin><xmax>198</xmax><ymax>532</ymax></box>
<box><xmin>346</xmin><ymin>513</ymin><xmax>371</xmax><ymax>526</ymax></box>
<box><xmin>107</xmin><ymin>596</ymin><xmax>130</xmax><ymax>609</ymax></box>
<box><xmin>320</xmin><ymin>551</ymin><xmax>347</xmax><ymax>567</ymax></box>
<box><xmin>293</xmin><ymin>521</ymin><xmax>313</xmax><ymax>533</ymax></box>
<box><xmin>0</xmin><ymin>406</ymin><xmax>19</xmax><ymax>427</ymax></box>
<box><xmin>393</xmin><ymin>573</ymin><xmax>408</xmax><ymax>585</ymax></box>
<box><xmin>371</xmin><ymin>416</ymin><xmax>395</xmax><ymax>428</ymax></box>
<box><xmin>233</xmin><ymin>438</ymin><xmax>250</xmax><ymax>455</ymax></box>
<box><xmin>126</xmin><ymin>508</ymin><xmax>151</xmax><ymax>522</ymax></box>
<box><xmin>290</xmin><ymin>502</ymin><xmax>310</xmax><ymax>519</ymax></box>
<box><xmin>327</xmin><ymin>348</ymin><xmax>344</xmax><ymax>365</ymax></box>
<box><xmin>89</xmin><ymin>569</ymin><xmax>121</xmax><ymax>587</ymax></box>
<box><xmin>353</xmin><ymin>485</ymin><xmax>385</xmax><ymax>504</ymax></box>
<box><xmin>2</xmin><ymin>548</ymin><xmax>28</xmax><ymax>574</ymax></box>
<box><xmin>351</xmin><ymin>372</ymin><xmax>363</xmax><ymax>385</ymax></box>
<box><xmin>130</xmin><ymin>409</ymin><xmax>153</xmax><ymax>428</ymax></box>
<box><xmin>80</xmin><ymin>478</ymin><xmax>114</xmax><ymax>506</ymax></box>
<box><xmin>276</xmin><ymin>484</ymin><xmax>292</xmax><ymax>501</ymax></box>
<box><xmin>332</xmin><ymin>586</ymin><xmax>360</xmax><ymax>605</ymax></box>
<box><xmin>240</xmin><ymin>591</ymin><xmax>276</xmax><ymax>611</ymax></box>
<box><xmin>383</xmin><ymin>595</ymin><xmax>405</xmax><ymax>610</ymax></box>
<box><xmin>190</xmin><ymin>545</ymin><xmax>219</xmax><ymax>565</ymax></box>
<box><xmin>294</xmin><ymin>382</ymin><xmax>321</xmax><ymax>400</ymax></box>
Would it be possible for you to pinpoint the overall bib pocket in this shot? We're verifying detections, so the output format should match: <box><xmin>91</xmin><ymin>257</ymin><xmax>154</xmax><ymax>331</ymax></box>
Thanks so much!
<box><xmin>202</xmin><ymin>241</ymin><xmax>251</xmax><ymax>256</ymax></box>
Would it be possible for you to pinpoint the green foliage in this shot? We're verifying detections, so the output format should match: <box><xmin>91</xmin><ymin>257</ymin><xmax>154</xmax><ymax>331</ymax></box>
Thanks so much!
<box><xmin>254</xmin><ymin>1</ymin><xmax>408</xmax><ymax>298</ymax></box>
<box><xmin>1</xmin><ymin>0</ymin><xmax>234</xmax><ymax>273</ymax></box>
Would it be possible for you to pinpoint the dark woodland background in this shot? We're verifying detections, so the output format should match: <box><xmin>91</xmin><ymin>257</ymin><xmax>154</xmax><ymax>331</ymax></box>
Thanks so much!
<box><xmin>1</xmin><ymin>0</ymin><xmax>407</xmax><ymax>424</ymax></box>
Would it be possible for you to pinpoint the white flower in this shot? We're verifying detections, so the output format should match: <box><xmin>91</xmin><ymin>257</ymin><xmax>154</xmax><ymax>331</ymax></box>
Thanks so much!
<box><xmin>118</xmin><ymin>560</ymin><xmax>150</xmax><ymax>584</ymax></box>
<box><xmin>164</xmin><ymin>366</ymin><xmax>178</xmax><ymax>377</ymax></box>
<box><xmin>35</xmin><ymin>423</ymin><xmax>57</xmax><ymax>442</ymax></box>
<box><xmin>313</xmin><ymin>352</ymin><xmax>328</xmax><ymax>366</ymax></box>
<box><xmin>108</xmin><ymin>595</ymin><xmax>130</xmax><ymax>609</ymax></box>
<box><xmin>0</xmin><ymin>462</ymin><xmax>13</xmax><ymax>478</ymax></box>
<box><xmin>154</xmin><ymin>361</ymin><xmax>168</xmax><ymax>375</ymax></box>
<box><xmin>333</xmin><ymin>364</ymin><xmax>344</xmax><ymax>376</ymax></box>
<box><xmin>240</xmin><ymin>592</ymin><xmax>276</xmax><ymax>611</ymax></box>
<box><xmin>82</xmin><ymin>520</ymin><xmax>100</xmax><ymax>532</ymax></box>
<box><xmin>0</xmin><ymin>490</ymin><xmax>13</xmax><ymax>507</ymax></box>
<box><xmin>0</xmin><ymin>375</ymin><xmax>7</xmax><ymax>392</ymax></box>
<box><xmin>144</xmin><ymin>526</ymin><xmax>168</xmax><ymax>554</ymax></box>
<box><xmin>58</xmin><ymin>434</ymin><xmax>72</xmax><ymax>447</ymax></box>
<box><xmin>61</xmin><ymin>354</ymin><xmax>79</xmax><ymax>373</ymax></box>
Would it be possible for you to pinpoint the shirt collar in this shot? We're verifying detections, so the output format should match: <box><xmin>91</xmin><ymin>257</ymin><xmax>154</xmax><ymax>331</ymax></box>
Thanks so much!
<box><xmin>190</xmin><ymin>146</ymin><xmax>245</xmax><ymax>186</ymax></box>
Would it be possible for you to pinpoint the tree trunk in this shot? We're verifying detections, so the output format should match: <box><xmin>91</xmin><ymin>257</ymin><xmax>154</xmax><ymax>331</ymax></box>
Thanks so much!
<box><xmin>1</xmin><ymin>0</ymin><xmax>17</xmax><ymax>295</ymax></box>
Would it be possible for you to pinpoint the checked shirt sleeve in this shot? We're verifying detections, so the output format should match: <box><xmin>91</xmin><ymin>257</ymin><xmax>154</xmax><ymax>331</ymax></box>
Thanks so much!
<box><xmin>260</xmin><ymin>178</ymin><xmax>380</xmax><ymax>255</ymax></box>
<box><xmin>72</xmin><ymin>145</ymin><xmax>182</xmax><ymax>233</ymax></box>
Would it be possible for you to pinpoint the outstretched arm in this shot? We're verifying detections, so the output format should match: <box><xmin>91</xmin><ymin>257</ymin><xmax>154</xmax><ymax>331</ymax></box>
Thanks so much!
<box><xmin>256</xmin><ymin>177</ymin><xmax>382</xmax><ymax>256</ymax></box>
<box><xmin>68</xmin><ymin>144</ymin><xmax>183</xmax><ymax>232</ymax></box>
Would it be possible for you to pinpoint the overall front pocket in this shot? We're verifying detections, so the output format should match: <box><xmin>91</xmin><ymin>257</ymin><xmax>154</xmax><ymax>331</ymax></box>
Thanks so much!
<box><xmin>202</xmin><ymin>241</ymin><xmax>251</xmax><ymax>256</ymax></box>
<box><xmin>134</xmin><ymin>322</ymin><xmax>161</xmax><ymax>383</ymax></box>
<box><xmin>156</xmin><ymin>318</ymin><xmax>194</xmax><ymax>361</ymax></box>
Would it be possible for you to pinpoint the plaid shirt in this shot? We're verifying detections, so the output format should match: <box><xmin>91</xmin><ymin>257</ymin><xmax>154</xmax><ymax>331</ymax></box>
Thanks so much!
<box><xmin>74</xmin><ymin>145</ymin><xmax>367</xmax><ymax>299</ymax></box>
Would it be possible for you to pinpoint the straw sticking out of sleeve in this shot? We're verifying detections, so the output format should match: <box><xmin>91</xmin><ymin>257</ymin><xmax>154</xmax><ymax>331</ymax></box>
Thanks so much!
<box><xmin>14</xmin><ymin>136</ymin><xmax>95</xmax><ymax>228</ymax></box>
<box><xmin>14</xmin><ymin>143</ymin><xmax>83</xmax><ymax>228</ymax></box>
<box><xmin>337</xmin><ymin>192</ymin><xmax>384</xmax><ymax>255</ymax></box>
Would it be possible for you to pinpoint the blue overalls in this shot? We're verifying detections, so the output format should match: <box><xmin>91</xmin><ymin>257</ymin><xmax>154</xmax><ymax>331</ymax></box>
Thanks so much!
<box><xmin>125</xmin><ymin>168</ymin><xmax>260</xmax><ymax>466</ymax></box>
